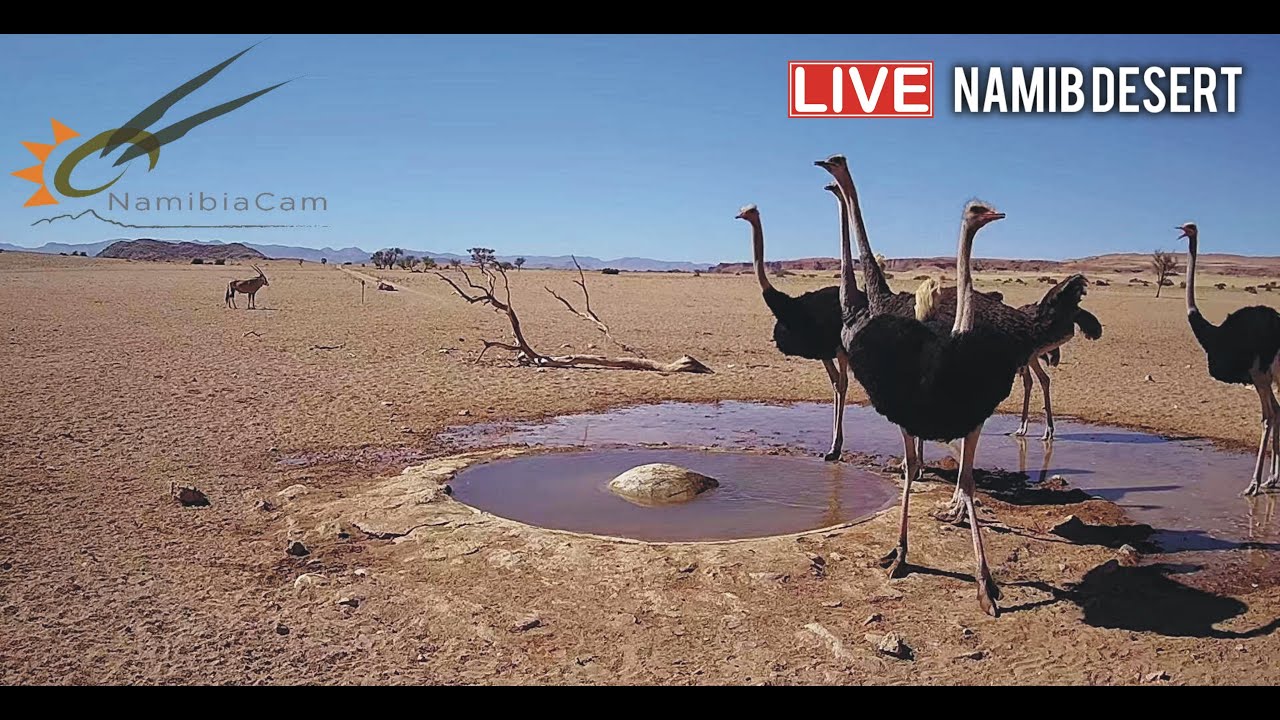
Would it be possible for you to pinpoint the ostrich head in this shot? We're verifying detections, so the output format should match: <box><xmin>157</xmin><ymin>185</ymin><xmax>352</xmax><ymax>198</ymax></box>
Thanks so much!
<box><xmin>1176</xmin><ymin>222</ymin><xmax>1198</xmax><ymax>240</ymax></box>
<box><xmin>823</xmin><ymin>182</ymin><xmax>841</xmax><ymax>197</ymax></box>
<box><xmin>813</xmin><ymin>154</ymin><xmax>848</xmax><ymax>172</ymax></box>
<box><xmin>735</xmin><ymin>204</ymin><xmax>759</xmax><ymax>221</ymax></box>
<box><xmin>963</xmin><ymin>201</ymin><xmax>1005</xmax><ymax>229</ymax></box>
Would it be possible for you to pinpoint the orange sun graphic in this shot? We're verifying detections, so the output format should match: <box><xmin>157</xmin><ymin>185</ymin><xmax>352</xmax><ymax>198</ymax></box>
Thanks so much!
<box><xmin>12</xmin><ymin>119</ymin><xmax>80</xmax><ymax>207</ymax></box>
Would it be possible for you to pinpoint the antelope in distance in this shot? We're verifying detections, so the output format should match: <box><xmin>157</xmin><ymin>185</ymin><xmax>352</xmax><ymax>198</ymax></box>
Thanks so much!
<box><xmin>225</xmin><ymin>265</ymin><xmax>269</xmax><ymax>309</ymax></box>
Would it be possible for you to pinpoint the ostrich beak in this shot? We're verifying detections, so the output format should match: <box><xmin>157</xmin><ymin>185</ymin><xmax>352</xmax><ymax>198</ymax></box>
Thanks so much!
<box><xmin>1176</xmin><ymin>227</ymin><xmax>1188</xmax><ymax>238</ymax></box>
<box><xmin>987</xmin><ymin>212</ymin><xmax>1007</xmax><ymax>221</ymax></box>
<box><xmin>814</xmin><ymin>159</ymin><xmax>833</xmax><ymax>169</ymax></box>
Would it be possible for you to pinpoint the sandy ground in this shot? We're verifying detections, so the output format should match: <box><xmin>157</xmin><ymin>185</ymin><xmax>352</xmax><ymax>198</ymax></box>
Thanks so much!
<box><xmin>3</xmin><ymin>252</ymin><xmax>1280</xmax><ymax>685</ymax></box>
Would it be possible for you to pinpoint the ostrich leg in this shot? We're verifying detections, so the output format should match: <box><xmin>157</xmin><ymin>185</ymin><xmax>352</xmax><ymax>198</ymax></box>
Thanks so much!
<box><xmin>958</xmin><ymin>424</ymin><xmax>1000</xmax><ymax>616</ymax></box>
<box><xmin>879</xmin><ymin>429</ymin><xmax>919</xmax><ymax>578</ymax></box>
<box><xmin>1030</xmin><ymin>357</ymin><xmax>1055</xmax><ymax>440</ymax></box>
<box><xmin>821</xmin><ymin>353</ymin><xmax>849</xmax><ymax>462</ymax></box>
<box><xmin>1014</xmin><ymin>366</ymin><xmax>1033</xmax><ymax>437</ymax></box>
<box><xmin>914</xmin><ymin>436</ymin><xmax>925</xmax><ymax>480</ymax></box>
<box><xmin>1244</xmin><ymin>377</ymin><xmax>1276</xmax><ymax>496</ymax></box>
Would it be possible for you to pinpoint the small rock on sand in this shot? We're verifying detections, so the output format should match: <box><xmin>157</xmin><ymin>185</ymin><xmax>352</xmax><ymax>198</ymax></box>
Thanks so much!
<box><xmin>174</xmin><ymin>485</ymin><xmax>210</xmax><ymax>507</ymax></box>
<box><xmin>285</xmin><ymin>540</ymin><xmax>310</xmax><ymax>557</ymax></box>
<box><xmin>867</xmin><ymin>631</ymin><xmax>913</xmax><ymax>660</ymax></box>
<box><xmin>511</xmin><ymin>613</ymin><xmax>542</xmax><ymax>632</ymax></box>
<box><xmin>607</xmin><ymin>463</ymin><xmax>718</xmax><ymax>505</ymax></box>
<box><xmin>1117</xmin><ymin>544</ymin><xmax>1141</xmax><ymax>567</ymax></box>
<box><xmin>277</xmin><ymin>484</ymin><xmax>310</xmax><ymax>501</ymax></box>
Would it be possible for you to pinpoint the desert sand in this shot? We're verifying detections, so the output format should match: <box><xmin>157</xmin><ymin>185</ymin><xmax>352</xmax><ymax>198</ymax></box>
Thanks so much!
<box><xmin>3</xmin><ymin>251</ymin><xmax>1280</xmax><ymax>685</ymax></box>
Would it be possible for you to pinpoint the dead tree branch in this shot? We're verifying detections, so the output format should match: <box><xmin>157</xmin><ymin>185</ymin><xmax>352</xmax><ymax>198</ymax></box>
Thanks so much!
<box><xmin>544</xmin><ymin>255</ymin><xmax>645</xmax><ymax>357</ymax></box>
<box><xmin>436</xmin><ymin>256</ymin><xmax>710</xmax><ymax>374</ymax></box>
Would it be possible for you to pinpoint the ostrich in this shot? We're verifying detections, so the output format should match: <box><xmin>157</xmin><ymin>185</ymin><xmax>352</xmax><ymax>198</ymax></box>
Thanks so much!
<box><xmin>922</xmin><ymin>277</ymin><xmax>1105</xmax><ymax>440</ymax></box>
<box><xmin>818</xmin><ymin>154</ymin><xmax>1089</xmax><ymax>616</ymax></box>
<box><xmin>1179</xmin><ymin>222</ymin><xmax>1280</xmax><ymax>495</ymax></box>
<box><xmin>736</xmin><ymin>189</ymin><xmax>865</xmax><ymax>461</ymax></box>
<box><xmin>1011</xmin><ymin>296</ymin><xmax>1103</xmax><ymax>440</ymax></box>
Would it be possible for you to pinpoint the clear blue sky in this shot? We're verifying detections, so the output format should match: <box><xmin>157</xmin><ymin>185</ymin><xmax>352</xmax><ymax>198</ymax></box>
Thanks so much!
<box><xmin>3</xmin><ymin>34</ymin><xmax>1277</xmax><ymax>261</ymax></box>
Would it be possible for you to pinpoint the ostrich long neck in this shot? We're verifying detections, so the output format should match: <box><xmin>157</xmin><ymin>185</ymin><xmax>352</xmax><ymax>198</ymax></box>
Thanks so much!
<box><xmin>1185</xmin><ymin>236</ymin><xmax>1200</xmax><ymax>316</ymax></box>
<box><xmin>748</xmin><ymin>216</ymin><xmax>774</xmax><ymax>293</ymax></box>
<box><xmin>834</xmin><ymin>192</ymin><xmax>859</xmax><ymax>315</ymax></box>
<box><xmin>952</xmin><ymin>220</ymin><xmax>980</xmax><ymax>335</ymax></box>
<box><xmin>837</xmin><ymin>172</ymin><xmax>891</xmax><ymax>314</ymax></box>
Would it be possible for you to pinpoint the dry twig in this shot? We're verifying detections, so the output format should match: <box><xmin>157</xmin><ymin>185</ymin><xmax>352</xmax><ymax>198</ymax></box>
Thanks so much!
<box><xmin>435</xmin><ymin>257</ymin><xmax>710</xmax><ymax>373</ymax></box>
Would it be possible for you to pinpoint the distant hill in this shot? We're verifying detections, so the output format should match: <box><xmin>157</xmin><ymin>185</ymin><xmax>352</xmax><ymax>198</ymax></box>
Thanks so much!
<box><xmin>710</xmin><ymin>252</ymin><xmax>1280</xmax><ymax>279</ymax></box>
<box><xmin>96</xmin><ymin>239</ymin><xmax>266</xmax><ymax>262</ymax></box>
<box><xmin>0</xmin><ymin>238</ymin><xmax>709</xmax><ymax>271</ymax></box>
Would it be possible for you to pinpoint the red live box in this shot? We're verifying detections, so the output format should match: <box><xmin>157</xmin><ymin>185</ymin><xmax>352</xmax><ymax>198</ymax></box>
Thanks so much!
<box><xmin>788</xmin><ymin>61</ymin><xmax>934</xmax><ymax>118</ymax></box>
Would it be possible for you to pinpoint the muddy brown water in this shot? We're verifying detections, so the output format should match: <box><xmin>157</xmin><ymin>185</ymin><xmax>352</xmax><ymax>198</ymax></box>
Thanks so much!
<box><xmin>441</xmin><ymin>402</ymin><xmax>1280</xmax><ymax>571</ymax></box>
<box><xmin>450</xmin><ymin>449</ymin><xmax>900</xmax><ymax>542</ymax></box>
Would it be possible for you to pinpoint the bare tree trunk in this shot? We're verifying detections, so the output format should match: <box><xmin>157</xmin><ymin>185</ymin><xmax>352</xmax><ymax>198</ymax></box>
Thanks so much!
<box><xmin>434</xmin><ymin>260</ymin><xmax>712</xmax><ymax>374</ymax></box>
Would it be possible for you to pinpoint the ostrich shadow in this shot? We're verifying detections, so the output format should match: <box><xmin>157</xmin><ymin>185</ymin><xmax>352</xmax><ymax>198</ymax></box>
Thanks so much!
<box><xmin>958</xmin><ymin>563</ymin><xmax>1280</xmax><ymax>637</ymax></box>
<box><xmin>1150</xmin><ymin>529</ymin><xmax>1280</xmax><ymax>554</ymax></box>
<box><xmin>1065</xmin><ymin>561</ymin><xmax>1280</xmax><ymax>638</ymax></box>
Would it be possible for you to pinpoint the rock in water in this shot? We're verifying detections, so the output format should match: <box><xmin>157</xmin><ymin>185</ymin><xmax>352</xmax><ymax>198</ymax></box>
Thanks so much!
<box><xmin>607</xmin><ymin>463</ymin><xmax>718</xmax><ymax>505</ymax></box>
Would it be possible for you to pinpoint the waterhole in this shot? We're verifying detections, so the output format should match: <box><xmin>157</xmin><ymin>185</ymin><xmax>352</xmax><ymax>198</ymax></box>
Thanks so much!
<box><xmin>449</xmin><ymin>448</ymin><xmax>899</xmax><ymax>542</ymax></box>
<box><xmin>442</xmin><ymin>401</ymin><xmax>1280</xmax><ymax>569</ymax></box>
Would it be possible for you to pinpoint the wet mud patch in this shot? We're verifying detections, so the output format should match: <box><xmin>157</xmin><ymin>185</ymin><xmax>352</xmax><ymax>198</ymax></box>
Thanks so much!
<box><xmin>441</xmin><ymin>401</ymin><xmax>1280</xmax><ymax>592</ymax></box>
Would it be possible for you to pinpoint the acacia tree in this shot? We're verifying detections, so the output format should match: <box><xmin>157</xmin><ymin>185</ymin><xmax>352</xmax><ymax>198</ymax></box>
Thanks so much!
<box><xmin>1152</xmin><ymin>249</ymin><xmax>1179</xmax><ymax>297</ymax></box>
<box><xmin>515</xmin><ymin>257</ymin><xmax>526</xmax><ymax>272</ymax></box>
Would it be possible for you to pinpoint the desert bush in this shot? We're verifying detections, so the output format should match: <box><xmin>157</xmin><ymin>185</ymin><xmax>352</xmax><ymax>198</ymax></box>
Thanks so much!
<box><xmin>1245</xmin><ymin>286</ymin><xmax>1258</xmax><ymax>294</ymax></box>
<box><xmin>601</xmin><ymin>268</ymin><xmax>620</xmax><ymax>275</ymax></box>
<box><xmin>1214</xmin><ymin>282</ymin><xmax>1227</xmax><ymax>290</ymax></box>
<box><xmin>191</xmin><ymin>258</ymin><xmax>204</xmax><ymax>265</ymax></box>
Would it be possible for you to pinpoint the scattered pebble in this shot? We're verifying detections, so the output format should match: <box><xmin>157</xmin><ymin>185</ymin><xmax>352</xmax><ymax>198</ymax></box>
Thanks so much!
<box><xmin>803</xmin><ymin>623</ymin><xmax>855</xmax><ymax>661</ymax></box>
<box><xmin>511</xmin><ymin>613</ymin><xmax>542</xmax><ymax>632</ymax></box>
<box><xmin>820</xmin><ymin>600</ymin><xmax>843</xmax><ymax>609</ymax></box>
<box><xmin>749</xmin><ymin>571</ymin><xmax>789</xmax><ymax>584</ymax></box>
<box><xmin>678</xmin><ymin>562</ymin><xmax>698</xmax><ymax>574</ymax></box>
<box><xmin>866</xmin><ymin>631</ymin><xmax>913</xmax><ymax>660</ymax></box>
<box><xmin>1145</xmin><ymin>374</ymin><xmax>1155</xmax><ymax>382</ymax></box>
<box><xmin>293</xmin><ymin>573</ymin><xmax>327</xmax><ymax>590</ymax></box>
<box><xmin>275</xmin><ymin>623</ymin><xmax>290</xmax><ymax>636</ymax></box>
<box><xmin>277</xmin><ymin>484</ymin><xmax>310</xmax><ymax>500</ymax></box>
<box><xmin>174</xmin><ymin>485</ymin><xmax>210</xmax><ymax>508</ymax></box>
<box><xmin>1117</xmin><ymin>544</ymin><xmax>1141</xmax><ymax>567</ymax></box>
<box><xmin>458</xmin><ymin>410</ymin><xmax>470</xmax><ymax>417</ymax></box>
<box><xmin>1143</xmin><ymin>670</ymin><xmax>1170</xmax><ymax>683</ymax></box>
<box><xmin>353</xmin><ymin>568</ymin><xmax>369</xmax><ymax>577</ymax></box>
<box><xmin>381</xmin><ymin>401</ymin><xmax>393</xmax><ymax>407</ymax></box>
<box><xmin>955</xmin><ymin>650</ymin><xmax>985</xmax><ymax>661</ymax></box>
<box><xmin>863</xmin><ymin>613</ymin><xmax>882</xmax><ymax>625</ymax></box>
<box><xmin>336</xmin><ymin>596</ymin><xmax>360</xmax><ymax>608</ymax></box>
<box><xmin>285</xmin><ymin>540</ymin><xmax>310</xmax><ymax>557</ymax></box>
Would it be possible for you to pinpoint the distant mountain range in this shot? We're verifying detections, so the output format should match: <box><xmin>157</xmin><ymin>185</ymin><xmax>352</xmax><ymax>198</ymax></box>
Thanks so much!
<box><xmin>0</xmin><ymin>238</ymin><xmax>711</xmax><ymax>272</ymax></box>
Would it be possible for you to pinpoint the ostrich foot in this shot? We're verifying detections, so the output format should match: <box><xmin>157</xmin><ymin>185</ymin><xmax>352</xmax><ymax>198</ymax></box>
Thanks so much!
<box><xmin>878</xmin><ymin>546</ymin><xmax>909</xmax><ymax>578</ymax></box>
<box><xmin>823</xmin><ymin>448</ymin><xmax>842</xmax><ymax>462</ymax></box>
<box><xmin>1264</xmin><ymin>473</ymin><xmax>1279</xmax><ymax>490</ymax></box>
<box><xmin>1242</xmin><ymin>481</ymin><xmax>1262</xmax><ymax>497</ymax></box>
<box><xmin>1041</xmin><ymin>427</ymin><xmax>1055</xmax><ymax>441</ymax></box>
<box><xmin>1012</xmin><ymin>424</ymin><xmax>1028</xmax><ymax>437</ymax></box>
<box><xmin>977</xmin><ymin>573</ymin><xmax>1001</xmax><ymax>618</ymax></box>
<box><xmin>935</xmin><ymin>493</ymin><xmax>969</xmax><ymax>525</ymax></box>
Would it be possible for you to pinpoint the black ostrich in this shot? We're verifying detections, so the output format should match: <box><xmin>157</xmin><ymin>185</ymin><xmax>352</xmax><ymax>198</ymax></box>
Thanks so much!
<box><xmin>1179</xmin><ymin>222</ymin><xmax>1280</xmax><ymax>495</ymax></box>
<box><xmin>736</xmin><ymin>190</ymin><xmax>866</xmax><ymax>461</ymax></box>
<box><xmin>819</xmin><ymin>154</ymin><xmax>1089</xmax><ymax>616</ymax></box>
<box><xmin>1012</xmin><ymin>294</ymin><xmax>1103</xmax><ymax>440</ymax></box>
